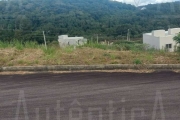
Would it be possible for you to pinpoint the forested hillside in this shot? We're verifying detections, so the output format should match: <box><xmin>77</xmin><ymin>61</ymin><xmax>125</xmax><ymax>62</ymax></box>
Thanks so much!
<box><xmin>0</xmin><ymin>0</ymin><xmax>180</xmax><ymax>43</ymax></box>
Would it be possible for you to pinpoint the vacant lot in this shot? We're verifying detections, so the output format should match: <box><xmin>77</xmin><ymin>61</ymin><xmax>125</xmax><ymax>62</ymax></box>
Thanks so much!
<box><xmin>0</xmin><ymin>40</ymin><xmax>180</xmax><ymax>66</ymax></box>
<box><xmin>0</xmin><ymin>71</ymin><xmax>179</xmax><ymax>120</ymax></box>
<box><xmin>0</xmin><ymin>47</ymin><xmax>180</xmax><ymax>66</ymax></box>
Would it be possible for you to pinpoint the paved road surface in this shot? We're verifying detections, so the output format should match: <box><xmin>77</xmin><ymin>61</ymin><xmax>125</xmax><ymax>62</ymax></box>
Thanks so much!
<box><xmin>0</xmin><ymin>71</ymin><xmax>180</xmax><ymax>120</ymax></box>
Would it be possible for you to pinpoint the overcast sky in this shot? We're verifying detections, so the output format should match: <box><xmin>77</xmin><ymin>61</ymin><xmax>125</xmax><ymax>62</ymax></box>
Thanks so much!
<box><xmin>115</xmin><ymin>0</ymin><xmax>180</xmax><ymax>6</ymax></box>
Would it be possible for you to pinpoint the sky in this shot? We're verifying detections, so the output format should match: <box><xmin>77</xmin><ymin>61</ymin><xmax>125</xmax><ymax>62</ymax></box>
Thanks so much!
<box><xmin>115</xmin><ymin>0</ymin><xmax>180</xmax><ymax>6</ymax></box>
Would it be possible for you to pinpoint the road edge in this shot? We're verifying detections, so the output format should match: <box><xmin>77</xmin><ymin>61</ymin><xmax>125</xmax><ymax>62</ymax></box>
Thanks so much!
<box><xmin>0</xmin><ymin>64</ymin><xmax>179</xmax><ymax>72</ymax></box>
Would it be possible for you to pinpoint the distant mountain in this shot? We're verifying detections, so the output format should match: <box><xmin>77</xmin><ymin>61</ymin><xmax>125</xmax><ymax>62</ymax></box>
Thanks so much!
<box><xmin>0</xmin><ymin>0</ymin><xmax>180</xmax><ymax>42</ymax></box>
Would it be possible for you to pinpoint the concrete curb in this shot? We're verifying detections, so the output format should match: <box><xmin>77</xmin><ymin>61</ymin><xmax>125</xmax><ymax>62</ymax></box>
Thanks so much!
<box><xmin>0</xmin><ymin>64</ymin><xmax>180</xmax><ymax>72</ymax></box>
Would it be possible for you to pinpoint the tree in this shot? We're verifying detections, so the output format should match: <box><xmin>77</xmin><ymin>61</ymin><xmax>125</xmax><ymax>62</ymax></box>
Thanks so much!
<box><xmin>173</xmin><ymin>33</ymin><xmax>180</xmax><ymax>44</ymax></box>
<box><xmin>173</xmin><ymin>32</ymin><xmax>180</xmax><ymax>52</ymax></box>
<box><xmin>0</xmin><ymin>0</ymin><xmax>180</xmax><ymax>42</ymax></box>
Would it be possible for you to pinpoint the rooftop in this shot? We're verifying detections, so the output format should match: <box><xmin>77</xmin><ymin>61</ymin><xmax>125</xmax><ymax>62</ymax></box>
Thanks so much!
<box><xmin>144</xmin><ymin>28</ymin><xmax>180</xmax><ymax>37</ymax></box>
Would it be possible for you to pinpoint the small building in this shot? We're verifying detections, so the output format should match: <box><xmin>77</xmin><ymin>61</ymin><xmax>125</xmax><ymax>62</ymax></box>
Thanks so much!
<box><xmin>143</xmin><ymin>28</ymin><xmax>180</xmax><ymax>52</ymax></box>
<box><xmin>58</xmin><ymin>35</ymin><xmax>87</xmax><ymax>47</ymax></box>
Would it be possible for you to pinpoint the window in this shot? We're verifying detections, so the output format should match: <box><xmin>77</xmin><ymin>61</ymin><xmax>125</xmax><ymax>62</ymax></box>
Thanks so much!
<box><xmin>166</xmin><ymin>44</ymin><xmax>172</xmax><ymax>49</ymax></box>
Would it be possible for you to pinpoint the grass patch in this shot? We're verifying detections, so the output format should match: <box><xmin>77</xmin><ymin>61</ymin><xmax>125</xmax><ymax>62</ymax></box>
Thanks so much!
<box><xmin>83</xmin><ymin>42</ymin><xmax>117</xmax><ymax>50</ymax></box>
<box><xmin>63</xmin><ymin>46</ymin><xmax>75</xmax><ymax>53</ymax></box>
<box><xmin>133</xmin><ymin>59</ymin><xmax>142</xmax><ymax>64</ymax></box>
<box><xmin>42</xmin><ymin>47</ymin><xmax>57</xmax><ymax>61</ymax></box>
<box><xmin>0</xmin><ymin>40</ymin><xmax>39</xmax><ymax>50</ymax></box>
<box><xmin>17</xmin><ymin>60</ymin><xmax>25</xmax><ymax>65</ymax></box>
<box><xmin>83</xmin><ymin>40</ymin><xmax>148</xmax><ymax>52</ymax></box>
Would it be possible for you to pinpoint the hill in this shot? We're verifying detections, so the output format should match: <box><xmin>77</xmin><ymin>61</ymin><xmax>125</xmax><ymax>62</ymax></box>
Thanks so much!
<box><xmin>0</xmin><ymin>0</ymin><xmax>180</xmax><ymax>43</ymax></box>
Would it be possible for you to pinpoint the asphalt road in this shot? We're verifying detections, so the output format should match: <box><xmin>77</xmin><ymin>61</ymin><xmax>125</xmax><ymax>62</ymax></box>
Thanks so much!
<box><xmin>0</xmin><ymin>71</ymin><xmax>180</xmax><ymax>120</ymax></box>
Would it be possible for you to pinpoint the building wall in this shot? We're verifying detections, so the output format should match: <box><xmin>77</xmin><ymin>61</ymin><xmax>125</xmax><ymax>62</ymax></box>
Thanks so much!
<box><xmin>58</xmin><ymin>35</ymin><xmax>87</xmax><ymax>47</ymax></box>
<box><xmin>143</xmin><ymin>34</ymin><xmax>160</xmax><ymax>49</ymax></box>
<box><xmin>168</xmin><ymin>28</ymin><xmax>180</xmax><ymax>35</ymax></box>
<box><xmin>159</xmin><ymin>36</ymin><xmax>176</xmax><ymax>52</ymax></box>
<box><xmin>152</xmin><ymin>30</ymin><xmax>165</xmax><ymax>37</ymax></box>
<box><xmin>58</xmin><ymin>35</ymin><xmax>68</xmax><ymax>39</ymax></box>
<box><xmin>143</xmin><ymin>28</ymin><xmax>180</xmax><ymax>52</ymax></box>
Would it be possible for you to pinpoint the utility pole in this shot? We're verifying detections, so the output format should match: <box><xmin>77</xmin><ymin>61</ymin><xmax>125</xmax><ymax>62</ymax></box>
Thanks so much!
<box><xmin>127</xmin><ymin>29</ymin><xmax>130</xmax><ymax>41</ymax></box>
<box><xmin>43</xmin><ymin>31</ymin><xmax>47</xmax><ymax>50</ymax></box>
<box><xmin>127</xmin><ymin>29</ymin><xmax>128</xmax><ymax>41</ymax></box>
<box><xmin>129</xmin><ymin>29</ymin><xmax>130</xmax><ymax>41</ymax></box>
<box><xmin>97</xmin><ymin>34</ymin><xmax>99</xmax><ymax>43</ymax></box>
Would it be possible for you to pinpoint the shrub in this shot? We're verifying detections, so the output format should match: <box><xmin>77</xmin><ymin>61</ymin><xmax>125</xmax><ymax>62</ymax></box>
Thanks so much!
<box><xmin>133</xmin><ymin>59</ymin><xmax>142</xmax><ymax>64</ymax></box>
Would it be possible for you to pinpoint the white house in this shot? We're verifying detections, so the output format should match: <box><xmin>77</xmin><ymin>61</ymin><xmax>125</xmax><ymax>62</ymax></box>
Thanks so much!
<box><xmin>143</xmin><ymin>28</ymin><xmax>180</xmax><ymax>52</ymax></box>
<box><xmin>58</xmin><ymin>35</ymin><xmax>87</xmax><ymax>47</ymax></box>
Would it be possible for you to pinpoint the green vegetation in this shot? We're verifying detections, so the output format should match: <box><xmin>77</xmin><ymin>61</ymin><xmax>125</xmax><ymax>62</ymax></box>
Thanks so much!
<box><xmin>0</xmin><ymin>0</ymin><xmax>180</xmax><ymax>42</ymax></box>
<box><xmin>0</xmin><ymin>40</ymin><xmax>39</xmax><ymax>49</ymax></box>
<box><xmin>0</xmin><ymin>0</ymin><xmax>180</xmax><ymax>66</ymax></box>
<box><xmin>173</xmin><ymin>33</ymin><xmax>180</xmax><ymax>44</ymax></box>
<box><xmin>0</xmin><ymin>40</ymin><xmax>179</xmax><ymax>66</ymax></box>
<box><xmin>83</xmin><ymin>40</ymin><xmax>148</xmax><ymax>51</ymax></box>
<box><xmin>173</xmin><ymin>33</ymin><xmax>180</xmax><ymax>52</ymax></box>
<box><xmin>133</xmin><ymin>59</ymin><xmax>142</xmax><ymax>65</ymax></box>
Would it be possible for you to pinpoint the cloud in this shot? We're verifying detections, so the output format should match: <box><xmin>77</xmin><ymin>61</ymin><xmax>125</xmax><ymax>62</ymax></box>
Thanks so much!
<box><xmin>115</xmin><ymin>0</ymin><xmax>180</xmax><ymax>6</ymax></box>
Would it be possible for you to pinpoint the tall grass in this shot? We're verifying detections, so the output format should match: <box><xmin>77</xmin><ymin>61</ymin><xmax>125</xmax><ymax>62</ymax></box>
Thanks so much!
<box><xmin>0</xmin><ymin>40</ymin><xmax>39</xmax><ymax>50</ymax></box>
<box><xmin>83</xmin><ymin>42</ymin><xmax>117</xmax><ymax>50</ymax></box>
<box><xmin>0</xmin><ymin>39</ymin><xmax>178</xmax><ymax>65</ymax></box>
<box><xmin>0</xmin><ymin>41</ymin><xmax>11</xmax><ymax>48</ymax></box>
<box><xmin>83</xmin><ymin>40</ymin><xmax>148</xmax><ymax>51</ymax></box>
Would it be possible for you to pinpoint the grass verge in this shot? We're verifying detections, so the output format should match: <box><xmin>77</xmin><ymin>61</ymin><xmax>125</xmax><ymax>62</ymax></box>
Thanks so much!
<box><xmin>0</xmin><ymin>40</ymin><xmax>179</xmax><ymax>66</ymax></box>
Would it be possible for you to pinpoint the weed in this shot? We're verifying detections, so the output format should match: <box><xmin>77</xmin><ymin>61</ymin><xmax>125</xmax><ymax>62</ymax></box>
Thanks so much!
<box><xmin>0</xmin><ymin>58</ymin><xmax>7</xmax><ymax>65</ymax></box>
<box><xmin>17</xmin><ymin>60</ymin><xmax>25</xmax><ymax>65</ymax></box>
<box><xmin>63</xmin><ymin>46</ymin><xmax>75</xmax><ymax>53</ymax></box>
<box><xmin>0</xmin><ymin>40</ymin><xmax>180</xmax><ymax>66</ymax></box>
<box><xmin>110</xmin><ymin>61</ymin><xmax>119</xmax><ymax>64</ymax></box>
<box><xmin>34</xmin><ymin>60</ymin><xmax>39</xmax><ymax>64</ymax></box>
<box><xmin>24</xmin><ymin>41</ymin><xmax>39</xmax><ymax>48</ymax></box>
<box><xmin>110</xmin><ymin>54</ymin><xmax>116</xmax><ymax>59</ymax></box>
<box><xmin>133</xmin><ymin>59</ymin><xmax>142</xmax><ymax>64</ymax></box>
<box><xmin>145</xmin><ymin>55</ymin><xmax>153</xmax><ymax>62</ymax></box>
<box><xmin>0</xmin><ymin>41</ymin><xmax>9</xmax><ymax>48</ymax></box>
<box><xmin>84</xmin><ymin>42</ymin><xmax>117</xmax><ymax>50</ymax></box>
<box><xmin>103</xmin><ymin>53</ymin><xmax>111</xmax><ymax>57</ymax></box>
<box><xmin>42</xmin><ymin>47</ymin><xmax>57</xmax><ymax>60</ymax></box>
<box><xmin>8</xmin><ymin>63</ymin><xmax>14</xmax><ymax>66</ymax></box>
<box><xmin>42</xmin><ymin>47</ymin><xmax>56</xmax><ymax>55</ymax></box>
<box><xmin>115</xmin><ymin>56</ymin><xmax>122</xmax><ymax>59</ymax></box>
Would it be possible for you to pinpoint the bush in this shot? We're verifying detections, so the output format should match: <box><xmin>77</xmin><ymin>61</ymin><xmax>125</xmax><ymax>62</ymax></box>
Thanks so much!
<box><xmin>133</xmin><ymin>59</ymin><xmax>142</xmax><ymax>64</ymax></box>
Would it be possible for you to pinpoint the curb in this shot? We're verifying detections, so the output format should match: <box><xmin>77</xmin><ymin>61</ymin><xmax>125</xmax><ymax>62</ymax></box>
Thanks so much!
<box><xmin>0</xmin><ymin>64</ymin><xmax>180</xmax><ymax>72</ymax></box>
